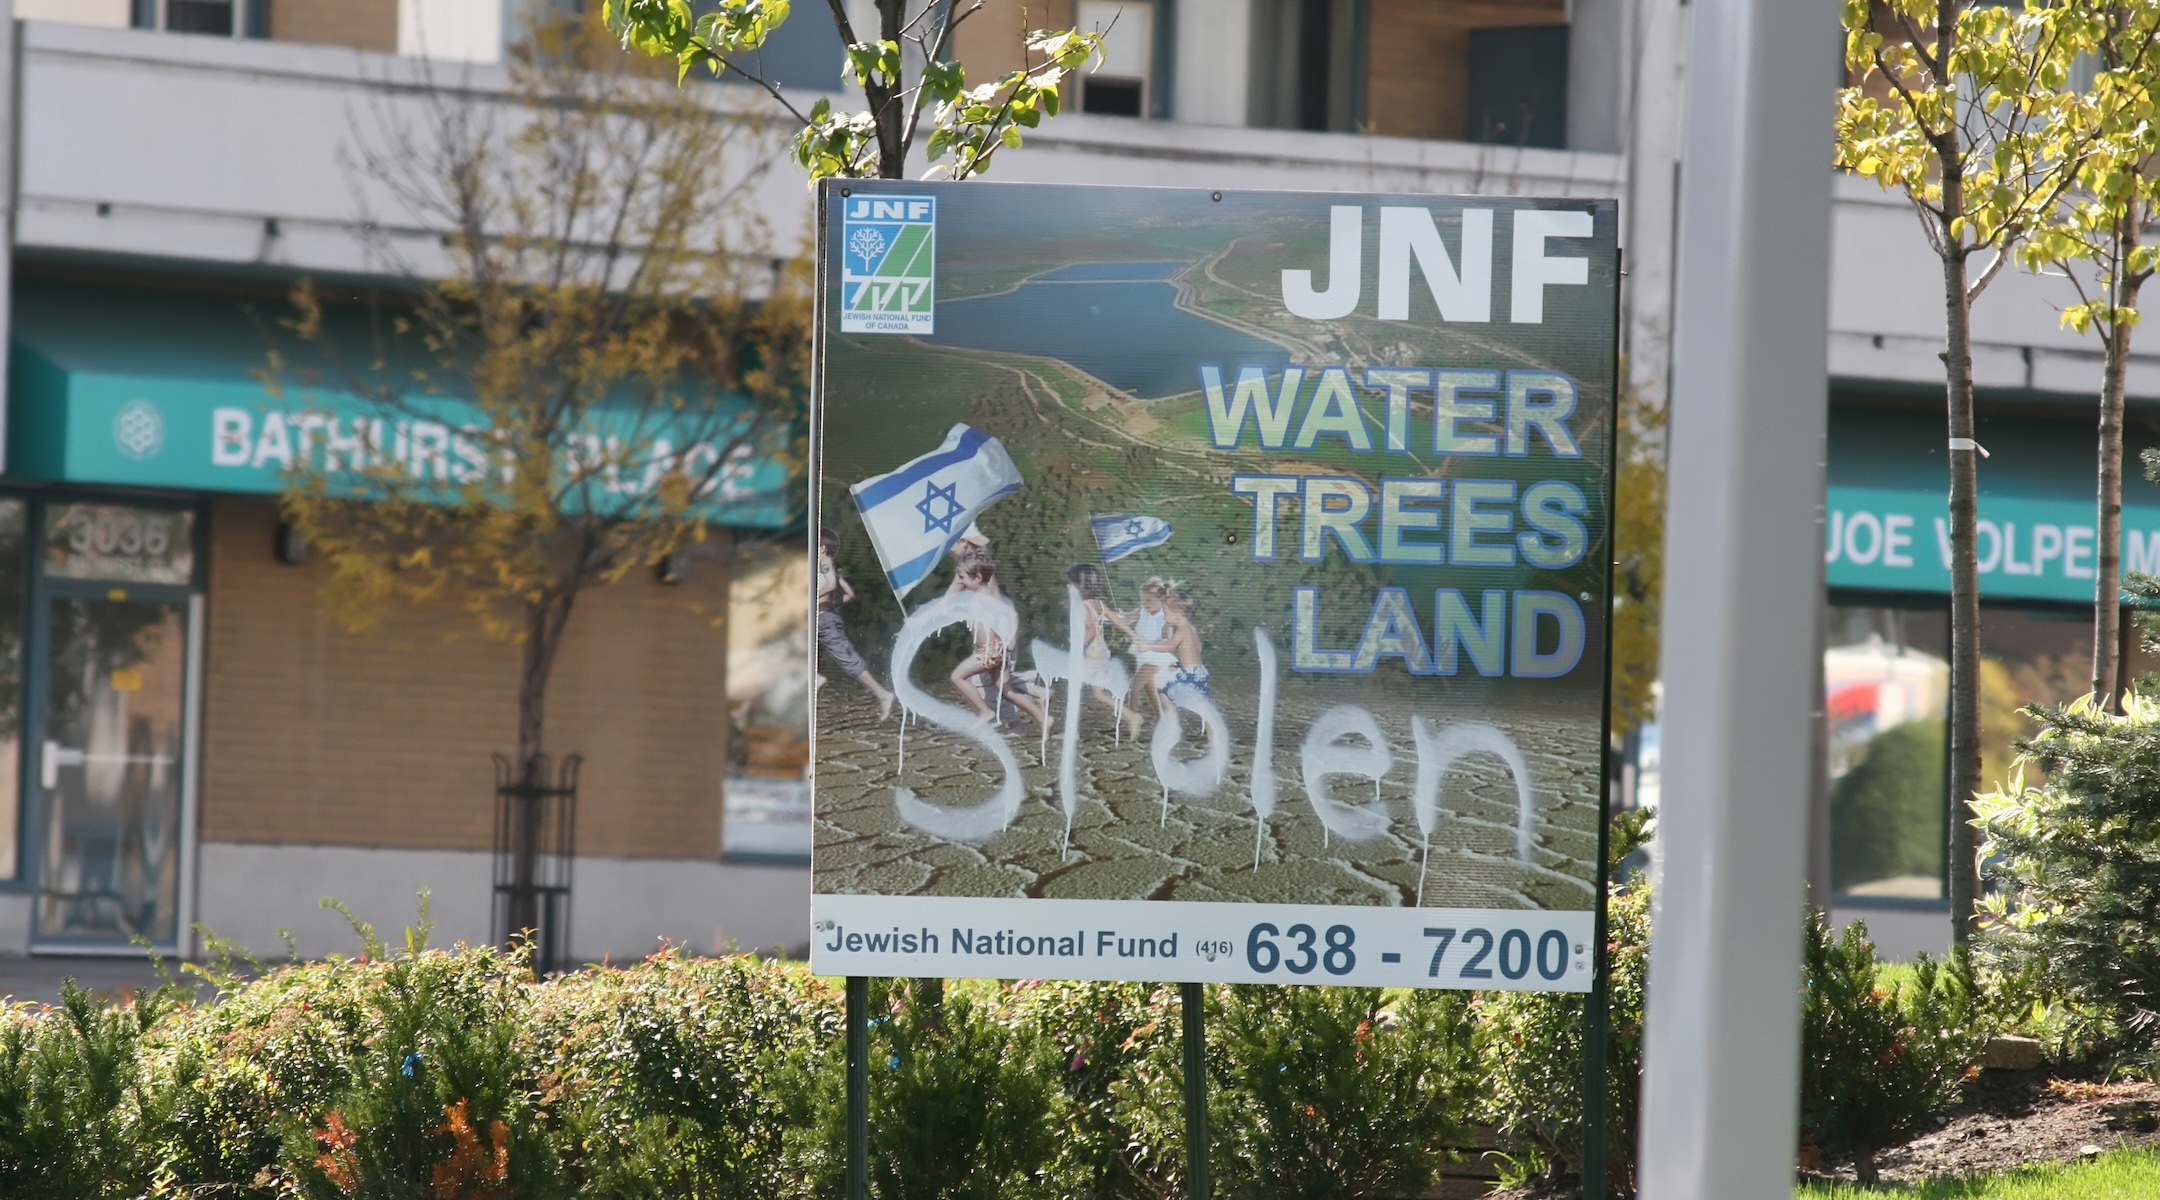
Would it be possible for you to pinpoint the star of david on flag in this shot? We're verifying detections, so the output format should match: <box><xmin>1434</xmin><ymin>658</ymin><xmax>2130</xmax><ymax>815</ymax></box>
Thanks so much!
<box><xmin>850</xmin><ymin>424</ymin><xmax>1023</xmax><ymax>598</ymax></box>
<box><xmin>915</xmin><ymin>480</ymin><xmax>963</xmax><ymax>533</ymax></box>
<box><xmin>1090</xmin><ymin>512</ymin><xmax>1173</xmax><ymax>562</ymax></box>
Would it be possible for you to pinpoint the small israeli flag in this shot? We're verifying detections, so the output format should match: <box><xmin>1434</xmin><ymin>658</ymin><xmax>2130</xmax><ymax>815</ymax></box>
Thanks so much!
<box><xmin>851</xmin><ymin>424</ymin><xmax>1023</xmax><ymax>598</ymax></box>
<box><xmin>1091</xmin><ymin>513</ymin><xmax>1173</xmax><ymax>562</ymax></box>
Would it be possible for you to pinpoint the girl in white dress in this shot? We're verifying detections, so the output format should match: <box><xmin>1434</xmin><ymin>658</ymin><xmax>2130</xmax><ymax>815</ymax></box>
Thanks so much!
<box><xmin>1128</xmin><ymin>577</ymin><xmax>1179</xmax><ymax>719</ymax></box>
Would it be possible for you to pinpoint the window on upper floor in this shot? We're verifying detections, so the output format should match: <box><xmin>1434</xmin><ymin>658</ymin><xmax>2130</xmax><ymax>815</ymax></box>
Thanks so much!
<box><xmin>131</xmin><ymin>0</ymin><xmax>268</xmax><ymax>37</ymax></box>
<box><xmin>1466</xmin><ymin>23</ymin><xmax>1569</xmax><ymax>149</ymax></box>
<box><xmin>270</xmin><ymin>0</ymin><xmax>398</xmax><ymax>52</ymax></box>
<box><xmin>720</xmin><ymin>0</ymin><xmax>848</xmax><ymax>96</ymax></box>
<box><xmin>1250</xmin><ymin>0</ymin><xmax>1362</xmax><ymax>132</ymax></box>
<box><xmin>1356</xmin><ymin>0</ymin><xmax>1574</xmax><ymax>144</ymax></box>
<box><xmin>1077</xmin><ymin>0</ymin><xmax>1156</xmax><ymax>117</ymax></box>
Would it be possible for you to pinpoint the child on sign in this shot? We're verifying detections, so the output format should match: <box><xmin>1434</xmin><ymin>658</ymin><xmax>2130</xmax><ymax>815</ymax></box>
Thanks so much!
<box><xmin>1128</xmin><ymin>577</ymin><xmax>1179</xmax><ymax>718</ymax></box>
<box><xmin>942</xmin><ymin>523</ymin><xmax>993</xmax><ymax>596</ymax></box>
<box><xmin>1067</xmin><ymin>562</ymin><xmax>1145</xmax><ymax>739</ymax></box>
<box><xmin>1136</xmin><ymin>586</ymin><xmax>1210</xmax><ymax>702</ymax></box>
<box><xmin>817</xmin><ymin>530</ymin><xmax>896</xmax><ymax>720</ymax></box>
<box><xmin>950</xmin><ymin>560</ymin><xmax>1049</xmax><ymax>733</ymax></box>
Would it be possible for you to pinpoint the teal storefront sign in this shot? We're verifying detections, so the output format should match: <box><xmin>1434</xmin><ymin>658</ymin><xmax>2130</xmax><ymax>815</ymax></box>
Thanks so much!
<box><xmin>1826</xmin><ymin>406</ymin><xmax>2160</xmax><ymax>603</ymax></box>
<box><xmin>4</xmin><ymin>281</ymin><xmax>792</xmax><ymax>526</ymax></box>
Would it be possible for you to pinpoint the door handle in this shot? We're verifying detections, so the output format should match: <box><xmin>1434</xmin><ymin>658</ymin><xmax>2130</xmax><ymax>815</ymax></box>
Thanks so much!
<box><xmin>41</xmin><ymin>741</ymin><xmax>83</xmax><ymax>790</ymax></box>
<box><xmin>41</xmin><ymin>743</ymin><xmax>174</xmax><ymax>789</ymax></box>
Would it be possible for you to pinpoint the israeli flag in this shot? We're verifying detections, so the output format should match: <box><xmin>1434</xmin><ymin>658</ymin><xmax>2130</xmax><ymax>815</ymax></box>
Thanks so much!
<box><xmin>851</xmin><ymin>424</ymin><xmax>1023</xmax><ymax>598</ymax></box>
<box><xmin>1091</xmin><ymin>513</ymin><xmax>1173</xmax><ymax>562</ymax></box>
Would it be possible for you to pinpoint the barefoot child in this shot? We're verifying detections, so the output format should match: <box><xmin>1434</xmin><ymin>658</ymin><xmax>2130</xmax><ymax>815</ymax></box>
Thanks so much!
<box><xmin>1136</xmin><ymin>586</ymin><xmax>1210</xmax><ymax>703</ymax></box>
<box><xmin>817</xmin><ymin>531</ymin><xmax>895</xmax><ymax>720</ymax></box>
<box><xmin>1066</xmin><ymin>562</ymin><xmax>1145</xmax><ymax>738</ymax></box>
<box><xmin>1127</xmin><ymin>577</ymin><xmax>1179</xmax><ymax>719</ymax></box>
<box><xmin>950</xmin><ymin>560</ymin><xmax>1049</xmax><ymax>731</ymax></box>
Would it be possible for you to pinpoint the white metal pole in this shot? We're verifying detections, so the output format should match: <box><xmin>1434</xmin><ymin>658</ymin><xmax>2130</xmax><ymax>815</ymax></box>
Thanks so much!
<box><xmin>1636</xmin><ymin>0</ymin><xmax>1835</xmax><ymax>1196</ymax></box>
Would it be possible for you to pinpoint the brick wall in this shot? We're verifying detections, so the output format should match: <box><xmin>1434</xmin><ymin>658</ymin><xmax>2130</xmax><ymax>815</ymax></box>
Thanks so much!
<box><xmin>271</xmin><ymin>0</ymin><xmax>398</xmax><ymax>52</ymax></box>
<box><xmin>199</xmin><ymin>497</ymin><xmax>734</xmax><ymax>859</ymax></box>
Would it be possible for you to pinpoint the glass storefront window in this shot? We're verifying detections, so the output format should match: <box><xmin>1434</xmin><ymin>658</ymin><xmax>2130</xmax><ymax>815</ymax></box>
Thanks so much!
<box><xmin>725</xmin><ymin>541</ymin><xmax>811</xmax><ymax>859</ymax></box>
<box><xmin>0</xmin><ymin>499</ymin><xmax>23</xmax><ymax>880</ymax></box>
<box><xmin>36</xmin><ymin>596</ymin><xmax>189</xmax><ymax>942</ymax></box>
<box><xmin>1826</xmin><ymin>604</ymin><xmax>1949</xmax><ymax>899</ymax></box>
<box><xmin>1980</xmin><ymin>607</ymin><xmax>2101</xmax><ymax>793</ymax></box>
<box><xmin>1827</xmin><ymin>598</ymin><xmax>2120</xmax><ymax>903</ymax></box>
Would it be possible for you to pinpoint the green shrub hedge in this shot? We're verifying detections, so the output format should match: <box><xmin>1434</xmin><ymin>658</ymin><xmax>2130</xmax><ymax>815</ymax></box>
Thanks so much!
<box><xmin>0</xmin><ymin>869</ymin><xmax>1981</xmax><ymax>1198</ymax></box>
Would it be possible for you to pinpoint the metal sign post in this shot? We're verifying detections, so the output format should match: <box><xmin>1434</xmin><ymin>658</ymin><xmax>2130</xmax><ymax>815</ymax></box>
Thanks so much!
<box><xmin>1637</xmin><ymin>0</ymin><xmax>1836</xmax><ymax>1196</ymax></box>
<box><xmin>1181</xmin><ymin>981</ymin><xmax>1211</xmax><ymax>1200</ymax></box>
<box><xmin>845</xmin><ymin>975</ymin><xmax>869</xmax><ymax>1200</ymax></box>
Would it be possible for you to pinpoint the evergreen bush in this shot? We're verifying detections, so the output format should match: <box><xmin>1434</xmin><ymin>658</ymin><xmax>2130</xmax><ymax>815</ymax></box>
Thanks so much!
<box><xmin>1108</xmin><ymin>981</ymin><xmax>1476</xmax><ymax>1200</ymax></box>
<box><xmin>0</xmin><ymin>841</ymin><xmax>2014</xmax><ymax>1200</ymax></box>
<box><xmin>1476</xmin><ymin>807</ymin><xmax>1652</xmax><ymax>1197</ymax></box>
<box><xmin>533</xmin><ymin>949</ymin><xmax>838</xmax><ymax>1199</ymax></box>
<box><xmin>0</xmin><ymin>981</ymin><xmax>166</xmax><ymax>1199</ymax></box>
<box><xmin>1975</xmin><ymin>692</ymin><xmax>2160</xmax><ymax>1057</ymax></box>
<box><xmin>998</xmin><ymin>979</ymin><xmax>1179</xmax><ymax>1199</ymax></box>
<box><xmin>816</xmin><ymin>978</ymin><xmax>1060</xmax><ymax>1200</ymax></box>
<box><xmin>1798</xmin><ymin>912</ymin><xmax>1984</xmax><ymax>1184</ymax></box>
<box><xmin>275</xmin><ymin>943</ymin><xmax>565</xmax><ymax>1200</ymax></box>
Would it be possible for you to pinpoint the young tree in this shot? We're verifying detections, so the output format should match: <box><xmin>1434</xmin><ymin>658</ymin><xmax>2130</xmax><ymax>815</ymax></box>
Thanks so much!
<box><xmin>1836</xmin><ymin>0</ymin><xmax>2092</xmax><ymax>942</ymax></box>
<box><xmin>275</xmin><ymin>13</ymin><xmax>809</xmax><ymax>955</ymax></box>
<box><xmin>602</xmin><ymin>0</ymin><xmax>1104</xmax><ymax>181</ymax></box>
<box><xmin>2021</xmin><ymin>4</ymin><xmax>2160</xmax><ymax>708</ymax></box>
<box><xmin>1612</xmin><ymin>369</ymin><xmax>1667</xmax><ymax>740</ymax></box>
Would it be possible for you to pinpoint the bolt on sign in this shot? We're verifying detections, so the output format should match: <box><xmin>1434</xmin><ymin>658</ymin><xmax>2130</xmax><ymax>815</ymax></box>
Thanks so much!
<box><xmin>809</xmin><ymin>180</ymin><xmax>1619</xmax><ymax>991</ymax></box>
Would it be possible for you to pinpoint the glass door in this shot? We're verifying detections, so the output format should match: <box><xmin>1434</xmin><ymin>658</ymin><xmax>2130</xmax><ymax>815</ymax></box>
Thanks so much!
<box><xmin>34</xmin><ymin>595</ymin><xmax>192</xmax><ymax>945</ymax></box>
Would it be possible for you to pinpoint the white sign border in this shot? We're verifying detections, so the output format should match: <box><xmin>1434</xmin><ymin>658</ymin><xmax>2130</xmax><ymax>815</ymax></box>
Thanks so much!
<box><xmin>810</xmin><ymin>894</ymin><xmax>1594</xmax><ymax>992</ymax></box>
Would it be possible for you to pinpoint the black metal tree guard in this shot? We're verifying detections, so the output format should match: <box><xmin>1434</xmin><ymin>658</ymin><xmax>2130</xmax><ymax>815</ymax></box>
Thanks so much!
<box><xmin>492</xmin><ymin>752</ymin><xmax>580</xmax><ymax>975</ymax></box>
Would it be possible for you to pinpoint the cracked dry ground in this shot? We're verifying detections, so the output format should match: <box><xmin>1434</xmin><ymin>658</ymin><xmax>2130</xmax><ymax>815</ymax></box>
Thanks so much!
<box><xmin>812</xmin><ymin>683</ymin><xmax>1603</xmax><ymax>910</ymax></box>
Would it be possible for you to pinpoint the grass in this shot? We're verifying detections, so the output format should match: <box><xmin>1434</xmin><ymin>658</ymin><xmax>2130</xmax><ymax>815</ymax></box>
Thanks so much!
<box><xmin>1796</xmin><ymin>1149</ymin><xmax>2160</xmax><ymax>1198</ymax></box>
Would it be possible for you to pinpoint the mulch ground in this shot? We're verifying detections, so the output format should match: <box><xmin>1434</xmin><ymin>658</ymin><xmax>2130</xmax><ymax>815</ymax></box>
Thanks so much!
<box><xmin>1470</xmin><ymin>1070</ymin><xmax>2160</xmax><ymax>1198</ymax></box>
<box><xmin>1802</xmin><ymin>1070</ymin><xmax>2160</xmax><ymax>1186</ymax></box>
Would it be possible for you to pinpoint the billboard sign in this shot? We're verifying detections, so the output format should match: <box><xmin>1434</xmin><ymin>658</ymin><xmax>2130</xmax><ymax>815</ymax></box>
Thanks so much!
<box><xmin>810</xmin><ymin>180</ymin><xmax>1619</xmax><ymax>991</ymax></box>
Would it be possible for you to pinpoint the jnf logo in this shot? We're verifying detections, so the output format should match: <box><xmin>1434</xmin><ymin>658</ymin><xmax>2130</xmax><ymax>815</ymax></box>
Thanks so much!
<box><xmin>841</xmin><ymin>194</ymin><xmax>935</xmax><ymax>335</ymax></box>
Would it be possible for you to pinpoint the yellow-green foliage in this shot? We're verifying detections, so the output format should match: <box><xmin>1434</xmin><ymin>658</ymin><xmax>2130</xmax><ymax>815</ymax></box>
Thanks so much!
<box><xmin>2015</xmin><ymin>2</ymin><xmax>2160</xmax><ymax>335</ymax></box>
<box><xmin>275</xmin><ymin>10</ymin><xmax>809</xmax><ymax>733</ymax></box>
<box><xmin>1838</xmin><ymin>1</ymin><xmax>2090</xmax><ymax>250</ymax></box>
<box><xmin>601</xmin><ymin>0</ymin><xmax>1107</xmax><ymax>182</ymax></box>
<box><xmin>1610</xmin><ymin>369</ymin><xmax>1664</xmax><ymax>737</ymax></box>
<box><xmin>995</xmin><ymin>979</ymin><xmax>1182</xmax><ymax>1200</ymax></box>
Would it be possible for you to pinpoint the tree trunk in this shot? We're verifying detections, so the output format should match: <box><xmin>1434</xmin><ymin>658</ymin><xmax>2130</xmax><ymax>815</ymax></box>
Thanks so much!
<box><xmin>1854</xmin><ymin>1148</ymin><xmax>1879</xmax><ymax>1186</ymax></box>
<box><xmin>506</xmin><ymin>590</ymin><xmax>578</xmax><ymax>954</ymax></box>
<box><xmin>1942</xmin><ymin>240</ymin><xmax>1984</xmax><ymax>948</ymax></box>
<box><xmin>2094</xmin><ymin>226</ymin><xmax>2139</xmax><ymax>710</ymax></box>
<box><xmin>873</xmin><ymin>0</ymin><xmax>906</xmax><ymax>177</ymax></box>
<box><xmin>516</xmin><ymin>593</ymin><xmax>575</xmax><ymax>770</ymax></box>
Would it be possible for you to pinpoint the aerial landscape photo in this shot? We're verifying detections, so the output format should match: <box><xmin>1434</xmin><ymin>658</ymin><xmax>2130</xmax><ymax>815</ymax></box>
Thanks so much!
<box><xmin>812</xmin><ymin>184</ymin><xmax>1619</xmax><ymax>912</ymax></box>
